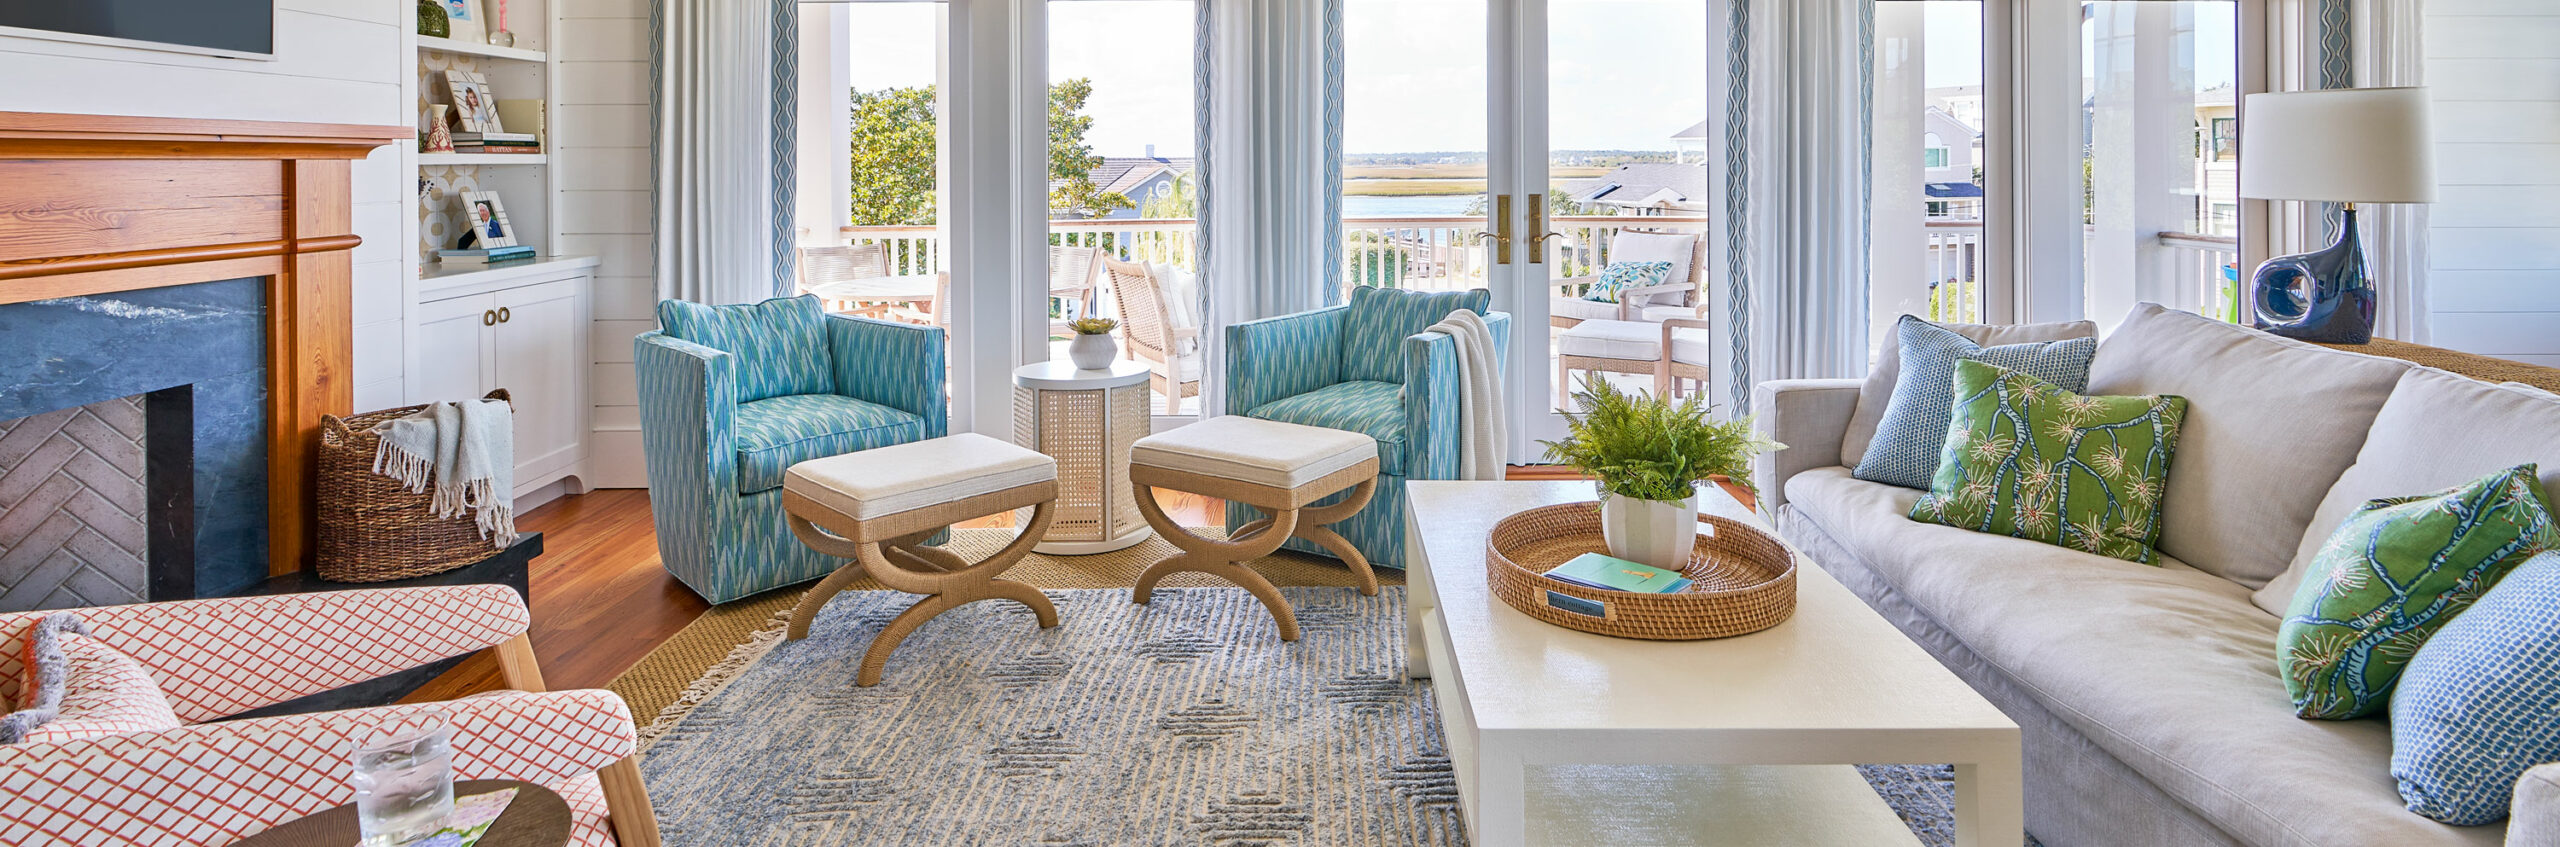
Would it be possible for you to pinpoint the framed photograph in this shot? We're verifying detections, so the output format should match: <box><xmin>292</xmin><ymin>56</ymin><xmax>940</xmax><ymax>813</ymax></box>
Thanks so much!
<box><xmin>459</xmin><ymin>191</ymin><xmax>519</xmax><ymax>249</ymax></box>
<box><xmin>441</xmin><ymin>0</ymin><xmax>487</xmax><ymax>43</ymax></box>
<box><xmin>441</xmin><ymin>71</ymin><xmax>503</xmax><ymax>134</ymax></box>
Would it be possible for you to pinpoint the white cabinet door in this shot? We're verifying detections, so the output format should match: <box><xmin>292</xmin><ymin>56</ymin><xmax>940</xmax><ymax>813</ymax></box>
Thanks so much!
<box><xmin>412</xmin><ymin>293</ymin><xmax>497</xmax><ymax>405</ymax></box>
<box><xmin>489</xmin><ymin>278</ymin><xmax>588</xmax><ymax>486</ymax></box>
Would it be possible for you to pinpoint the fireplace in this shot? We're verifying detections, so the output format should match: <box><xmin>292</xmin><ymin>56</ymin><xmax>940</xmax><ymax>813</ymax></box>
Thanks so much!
<box><xmin>0</xmin><ymin>279</ymin><xmax>270</xmax><ymax>609</ymax></box>
<box><xmin>0</xmin><ymin>111</ymin><xmax>406</xmax><ymax>604</ymax></box>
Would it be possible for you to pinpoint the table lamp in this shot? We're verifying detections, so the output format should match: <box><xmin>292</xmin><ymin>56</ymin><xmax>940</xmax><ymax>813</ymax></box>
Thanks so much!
<box><xmin>2238</xmin><ymin>87</ymin><xmax>2436</xmax><ymax>344</ymax></box>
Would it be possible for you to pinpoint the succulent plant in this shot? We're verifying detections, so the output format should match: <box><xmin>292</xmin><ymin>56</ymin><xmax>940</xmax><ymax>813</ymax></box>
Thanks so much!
<box><xmin>1069</xmin><ymin>316</ymin><xmax>1119</xmax><ymax>335</ymax></box>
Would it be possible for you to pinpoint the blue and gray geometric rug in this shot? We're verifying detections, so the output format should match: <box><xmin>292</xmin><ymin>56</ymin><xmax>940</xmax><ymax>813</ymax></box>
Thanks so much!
<box><xmin>638</xmin><ymin>586</ymin><xmax>1995</xmax><ymax>845</ymax></box>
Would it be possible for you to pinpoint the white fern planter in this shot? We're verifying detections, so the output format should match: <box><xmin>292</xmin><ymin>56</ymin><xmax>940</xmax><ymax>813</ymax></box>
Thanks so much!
<box><xmin>1067</xmin><ymin>333</ymin><xmax>1118</xmax><ymax>369</ymax></box>
<box><xmin>1600</xmin><ymin>492</ymin><xmax>1698</xmax><ymax>571</ymax></box>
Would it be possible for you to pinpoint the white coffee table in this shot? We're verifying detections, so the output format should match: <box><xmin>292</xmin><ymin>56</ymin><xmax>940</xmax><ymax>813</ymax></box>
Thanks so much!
<box><xmin>1403</xmin><ymin>480</ymin><xmax>2022</xmax><ymax>847</ymax></box>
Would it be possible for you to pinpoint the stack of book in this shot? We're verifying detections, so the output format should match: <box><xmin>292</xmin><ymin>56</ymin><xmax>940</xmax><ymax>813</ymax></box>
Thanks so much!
<box><xmin>437</xmin><ymin>246</ymin><xmax>536</xmax><ymax>266</ymax></box>
<box><xmin>452</xmin><ymin>131</ymin><xmax>541</xmax><ymax>155</ymax></box>
<box><xmin>1543</xmin><ymin>552</ymin><xmax>1694</xmax><ymax>594</ymax></box>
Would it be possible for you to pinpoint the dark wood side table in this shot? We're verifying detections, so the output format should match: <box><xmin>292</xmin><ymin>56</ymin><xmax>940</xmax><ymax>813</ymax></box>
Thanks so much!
<box><xmin>231</xmin><ymin>780</ymin><xmax>571</xmax><ymax>847</ymax></box>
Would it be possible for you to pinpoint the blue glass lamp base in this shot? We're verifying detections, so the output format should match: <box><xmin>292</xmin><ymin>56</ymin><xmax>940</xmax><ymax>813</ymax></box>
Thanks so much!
<box><xmin>2251</xmin><ymin>207</ymin><xmax>2374</xmax><ymax>345</ymax></box>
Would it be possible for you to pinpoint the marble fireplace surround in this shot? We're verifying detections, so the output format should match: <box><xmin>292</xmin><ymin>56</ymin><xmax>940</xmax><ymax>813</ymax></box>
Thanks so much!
<box><xmin>0</xmin><ymin>112</ymin><xmax>405</xmax><ymax>591</ymax></box>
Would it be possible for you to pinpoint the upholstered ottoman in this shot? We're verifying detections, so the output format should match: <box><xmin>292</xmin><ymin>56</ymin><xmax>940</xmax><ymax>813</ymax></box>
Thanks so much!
<box><xmin>1128</xmin><ymin>417</ymin><xmax>1380</xmax><ymax>641</ymax></box>
<box><xmin>782</xmin><ymin>433</ymin><xmax>1061</xmax><ymax>686</ymax></box>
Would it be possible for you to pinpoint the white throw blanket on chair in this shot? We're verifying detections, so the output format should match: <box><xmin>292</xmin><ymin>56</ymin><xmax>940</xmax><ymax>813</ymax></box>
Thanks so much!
<box><xmin>371</xmin><ymin>398</ymin><xmax>519</xmax><ymax>547</ymax></box>
<box><xmin>1426</xmin><ymin>309</ymin><xmax>1507</xmax><ymax>481</ymax></box>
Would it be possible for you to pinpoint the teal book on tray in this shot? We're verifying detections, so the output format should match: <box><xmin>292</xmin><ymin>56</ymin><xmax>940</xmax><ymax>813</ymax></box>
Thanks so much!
<box><xmin>1543</xmin><ymin>552</ymin><xmax>1693</xmax><ymax>594</ymax></box>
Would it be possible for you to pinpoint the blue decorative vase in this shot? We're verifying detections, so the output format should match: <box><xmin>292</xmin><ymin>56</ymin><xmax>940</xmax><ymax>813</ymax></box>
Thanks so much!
<box><xmin>2251</xmin><ymin>207</ymin><xmax>2373</xmax><ymax>344</ymax></box>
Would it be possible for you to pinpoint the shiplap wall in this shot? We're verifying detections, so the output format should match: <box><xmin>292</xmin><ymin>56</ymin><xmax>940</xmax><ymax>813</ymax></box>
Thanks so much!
<box><xmin>2426</xmin><ymin>1</ymin><xmax>2560</xmax><ymax>368</ymax></box>
<box><xmin>0</xmin><ymin>0</ymin><xmax>414</xmax><ymax>409</ymax></box>
<box><xmin>555</xmin><ymin>0</ymin><xmax>653</xmax><ymax>488</ymax></box>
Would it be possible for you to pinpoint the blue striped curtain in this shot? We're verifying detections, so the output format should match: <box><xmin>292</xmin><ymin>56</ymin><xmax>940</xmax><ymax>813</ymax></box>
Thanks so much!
<box><xmin>650</xmin><ymin>0</ymin><xmax>799</xmax><ymax>305</ymax></box>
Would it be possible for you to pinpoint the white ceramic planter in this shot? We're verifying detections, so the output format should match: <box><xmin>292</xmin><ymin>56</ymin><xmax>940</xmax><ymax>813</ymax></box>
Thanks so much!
<box><xmin>1067</xmin><ymin>333</ymin><xmax>1118</xmax><ymax>369</ymax></box>
<box><xmin>1600</xmin><ymin>492</ymin><xmax>1698</xmax><ymax>571</ymax></box>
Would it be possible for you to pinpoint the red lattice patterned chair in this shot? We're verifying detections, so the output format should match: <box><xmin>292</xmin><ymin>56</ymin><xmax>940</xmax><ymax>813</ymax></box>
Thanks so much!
<box><xmin>0</xmin><ymin>585</ymin><xmax>661</xmax><ymax>847</ymax></box>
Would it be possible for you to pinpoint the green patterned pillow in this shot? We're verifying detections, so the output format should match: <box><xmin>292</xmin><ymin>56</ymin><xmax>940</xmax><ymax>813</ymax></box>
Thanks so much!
<box><xmin>2278</xmin><ymin>465</ymin><xmax>2560</xmax><ymax>720</ymax></box>
<box><xmin>1911</xmin><ymin>360</ymin><xmax>2188</xmax><ymax>564</ymax></box>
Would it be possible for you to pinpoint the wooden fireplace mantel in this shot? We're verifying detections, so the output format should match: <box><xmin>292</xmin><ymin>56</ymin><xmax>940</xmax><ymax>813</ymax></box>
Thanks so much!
<box><xmin>0</xmin><ymin>111</ymin><xmax>408</xmax><ymax>578</ymax></box>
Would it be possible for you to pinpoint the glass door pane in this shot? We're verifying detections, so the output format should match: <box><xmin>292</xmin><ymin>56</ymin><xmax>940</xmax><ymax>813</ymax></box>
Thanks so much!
<box><xmin>820</xmin><ymin>0</ymin><xmax>955</xmax><ymax>394</ymax></box>
<box><xmin>1342</xmin><ymin>0</ymin><xmax>1491</xmax><ymax>308</ymax></box>
<box><xmin>1048</xmin><ymin>0</ymin><xmax>1203</xmax><ymax>416</ymax></box>
<box><xmin>1539</xmin><ymin>0</ymin><xmax>1711</xmax><ymax>420</ymax></box>
<box><xmin>1873</xmin><ymin>0</ymin><xmax>1989</xmax><ymax>345</ymax></box>
<box><xmin>2082</xmin><ymin>0</ymin><xmax>2242</xmax><ymax>323</ymax></box>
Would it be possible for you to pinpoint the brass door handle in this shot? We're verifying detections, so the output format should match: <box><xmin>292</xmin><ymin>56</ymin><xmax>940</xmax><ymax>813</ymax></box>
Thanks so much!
<box><xmin>497</xmin><ymin>307</ymin><xmax>512</xmax><ymax>323</ymax></box>
<box><xmin>482</xmin><ymin>309</ymin><xmax>497</xmax><ymax>326</ymax></box>
<box><xmin>1476</xmin><ymin>194</ymin><xmax>1514</xmax><ymax>265</ymax></box>
<box><xmin>1527</xmin><ymin>194</ymin><xmax>1568</xmax><ymax>264</ymax></box>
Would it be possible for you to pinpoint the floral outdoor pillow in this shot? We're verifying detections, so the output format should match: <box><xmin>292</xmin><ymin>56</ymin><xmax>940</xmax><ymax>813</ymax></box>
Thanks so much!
<box><xmin>1910</xmin><ymin>360</ymin><xmax>2188</xmax><ymax>564</ymax></box>
<box><xmin>2277</xmin><ymin>464</ymin><xmax>2559</xmax><ymax>720</ymax></box>
<box><xmin>1582</xmin><ymin>260</ymin><xmax>1674</xmax><ymax>304</ymax></box>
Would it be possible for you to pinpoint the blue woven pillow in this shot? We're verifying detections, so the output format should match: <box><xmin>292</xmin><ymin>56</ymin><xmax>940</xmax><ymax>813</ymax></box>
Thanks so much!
<box><xmin>656</xmin><ymin>295</ymin><xmax>835</xmax><ymax>404</ymax></box>
<box><xmin>2392</xmin><ymin>550</ymin><xmax>2560</xmax><ymax>826</ymax></box>
<box><xmin>1583</xmin><ymin>261</ymin><xmax>1674</xmax><ymax>304</ymax></box>
<box><xmin>1852</xmin><ymin>315</ymin><xmax>2097</xmax><ymax>490</ymax></box>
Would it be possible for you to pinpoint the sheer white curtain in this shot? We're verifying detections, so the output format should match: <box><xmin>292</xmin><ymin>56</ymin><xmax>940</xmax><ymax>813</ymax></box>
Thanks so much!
<box><xmin>1196</xmin><ymin>0</ymin><xmax>1343</xmax><ymax>417</ymax></box>
<box><xmin>653</xmin><ymin>0</ymin><xmax>798</xmax><ymax>305</ymax></box>
<box><xmin>2354</xmin><ymin>0</ymin><xmax>2429</xmax><ymax>343</ymax></box>
<box><xmin>1737</xmin><ymin>0</ymin><xmax>1872</xmax><ymax>385</ymax></box>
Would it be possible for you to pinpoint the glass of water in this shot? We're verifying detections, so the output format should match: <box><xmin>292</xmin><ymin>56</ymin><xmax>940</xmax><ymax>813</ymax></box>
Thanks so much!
<box><xmin>352</xmin><ymin>723</ymin><xmax>455</xmax><ymax>846</ymax></box>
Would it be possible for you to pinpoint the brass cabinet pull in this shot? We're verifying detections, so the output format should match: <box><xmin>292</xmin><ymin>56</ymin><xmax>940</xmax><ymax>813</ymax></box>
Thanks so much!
<box><xmin>497</xmin><ymin>307</ymin><xmax>512</xmax><ymax>324</ymax></box>
<box><xmin>482</xmin><ymin>309</ymin><xmax>497</xmax><ymax>326</ymax></box>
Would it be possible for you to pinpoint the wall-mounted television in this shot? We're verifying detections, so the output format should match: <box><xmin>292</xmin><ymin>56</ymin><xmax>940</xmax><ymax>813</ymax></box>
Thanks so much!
<box><xmin>0</xmin><ymin>1</ymin><xmax>274</xmax><ymax>60</ymax></box>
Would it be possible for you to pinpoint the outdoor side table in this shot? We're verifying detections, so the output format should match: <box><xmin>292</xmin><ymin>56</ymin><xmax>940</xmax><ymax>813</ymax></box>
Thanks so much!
<box><xmin>1012</xmin><ymin>359</ymin><xmax>1155</xmax><ymax>554</ymax></box>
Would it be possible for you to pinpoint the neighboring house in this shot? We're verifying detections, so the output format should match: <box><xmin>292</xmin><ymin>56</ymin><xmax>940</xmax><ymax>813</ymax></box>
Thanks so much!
<box><xmin>1921</xmin><ymin>105</ymin><xmax>1983</xmax><ymax>220</ymax></box>
<box><xmin>1075</xmin><ymin>153</ymin><xmax>1196</xmax><ymax>220</ymax></box>
<box><xmin>1670</xmin><ymin>119</ymin><xmax>1711</xmax><ymax>164</ymax></box>
<box><xmin>1566</xmin><ymin>162</ymin><xmax>1712</xmax><ymax>215</ymax></box>
<box><xmin>2194</xmin><ymin>85</ymin><xmax>2239</xmax><ymax>236</ymax></box>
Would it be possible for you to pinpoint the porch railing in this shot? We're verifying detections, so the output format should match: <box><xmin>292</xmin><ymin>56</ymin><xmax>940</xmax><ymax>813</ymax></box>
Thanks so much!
<box><xmin>1924</xmin><ymin>221</ymin><xmax>1987</xmax><ymax>323</ymax></box>
<box><xmin>2157</xmin><ymin>231</ymin><xmax>2243</xmax><ymax>323</ymax></box>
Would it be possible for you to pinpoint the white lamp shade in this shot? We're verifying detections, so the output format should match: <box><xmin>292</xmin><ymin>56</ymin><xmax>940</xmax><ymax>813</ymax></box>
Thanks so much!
<box><xmin>2239</xmin><ymin>87</ymin><xmax>2437</xmax><ymax>204</ymax></box>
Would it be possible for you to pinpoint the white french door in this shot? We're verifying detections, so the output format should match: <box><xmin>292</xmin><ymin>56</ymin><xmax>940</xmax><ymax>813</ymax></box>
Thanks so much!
<box><xmin>1477</xmin><ymin>0</ymin><xmax>1718</xmax><ymax>456</ymax></box>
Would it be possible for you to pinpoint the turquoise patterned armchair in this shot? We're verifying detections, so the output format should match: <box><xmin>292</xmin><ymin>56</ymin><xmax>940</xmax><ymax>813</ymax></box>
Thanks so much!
<box><xmin>1225</xmin><ymin>286</ymin><xmax>1511</xmax><ymax>570</ymax></box>
<box><xmin>635</xmin><ymin>295</ymin><xmax>947</xmax><ymax>603</ymax></box>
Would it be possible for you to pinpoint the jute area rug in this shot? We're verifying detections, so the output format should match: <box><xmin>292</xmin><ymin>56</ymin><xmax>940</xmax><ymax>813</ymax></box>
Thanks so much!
<box><xmin>606</xmin><ymin>528</ymin><xmax>1400</xmax><ymax>722</ymax></box>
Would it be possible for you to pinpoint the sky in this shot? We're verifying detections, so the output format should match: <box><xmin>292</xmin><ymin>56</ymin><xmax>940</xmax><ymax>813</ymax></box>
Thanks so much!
<box><xmin>842</xmin><ymin>0</ymin><xmax>2236</xmax><ymax>157</ymax></box>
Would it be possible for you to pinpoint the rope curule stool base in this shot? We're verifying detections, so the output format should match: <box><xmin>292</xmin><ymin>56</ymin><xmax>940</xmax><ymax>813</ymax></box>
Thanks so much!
<box><xmin>1129</xmin><ymin>460</ymin><xmax>1379</xmax><ymax>641</ymax></box>
<box><xmin>782</xmin><ymin>480</ymin><xmax>1062</xmax><ymax>686</ymax></box>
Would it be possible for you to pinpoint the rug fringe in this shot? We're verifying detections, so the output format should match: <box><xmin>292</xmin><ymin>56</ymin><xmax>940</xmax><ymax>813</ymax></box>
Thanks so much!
<box><xmin>636</xmin><ymin>605</ymin><xmax>795</xmax><ymax>750</ymax></box>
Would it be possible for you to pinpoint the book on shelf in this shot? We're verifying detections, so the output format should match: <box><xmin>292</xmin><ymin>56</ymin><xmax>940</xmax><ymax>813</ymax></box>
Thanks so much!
<box><xmin>1543</xmin><ymin>552</ymin><xmax>1693</xmax><ymax>594</ymax></box>
<box><xmin>450</xmin><ymin>131</ymin><xmax>538</xmax><ymax>143</ymax></box>
<box><xmin>437</xmin><ymin>246</ymin><xmax>537</xmax><ymax>265</ymax></box>
<box><xmin>452</xmin><ymin>145</ymin><xmax>543</xmax><ymax>155</ymax></box>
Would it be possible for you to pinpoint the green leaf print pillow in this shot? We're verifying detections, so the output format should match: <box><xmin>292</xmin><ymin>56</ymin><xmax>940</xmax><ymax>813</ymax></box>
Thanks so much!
<box><xmin>2278</xmin><ymin>465</ymin><xmax>2560</xmax><ymax>720</ymax></box>
<box><xmin>1910</xmin><ymin>360</ymin><xmax>2188</xmax><ymax>564</ymax></box>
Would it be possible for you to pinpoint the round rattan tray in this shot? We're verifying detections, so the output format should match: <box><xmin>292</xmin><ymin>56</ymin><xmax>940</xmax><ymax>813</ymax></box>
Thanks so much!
<box><xmin>1485</xmin><ymin>502</ymin><xmax>1798</xmax><ymax>640</ymax></box>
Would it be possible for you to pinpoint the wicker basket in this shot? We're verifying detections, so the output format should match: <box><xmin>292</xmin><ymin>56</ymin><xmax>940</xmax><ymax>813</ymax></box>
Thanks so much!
<box><xmin>1484</xmin><ymin>502</ymin><xmax>1797</xmax><ymax>640</ymax></box>
<box><xmin>315</xmin><ymin>389</ymin><xmax>511</xmax><ymax>583</ymax></box>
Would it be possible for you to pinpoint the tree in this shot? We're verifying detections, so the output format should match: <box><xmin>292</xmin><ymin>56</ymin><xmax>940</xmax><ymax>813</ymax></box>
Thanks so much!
<box><xmin>1047</xmin><ymin>78</ymin><xmax>1132</xmax><ymax>218</ymax></box>
<box><xmin>845</xmin><ymin>80</ymin><xmax>1130</xmax><ymax>226</ymax></box>
<box><xmin>848</xmin><ymin>86</ymin><xmax>940</xmax><ymax>226</ymax></box>
<box><xmin>1139</xmin><ymin>170</ymin><xmax>1195</xmax><ymax>219</ymax></box>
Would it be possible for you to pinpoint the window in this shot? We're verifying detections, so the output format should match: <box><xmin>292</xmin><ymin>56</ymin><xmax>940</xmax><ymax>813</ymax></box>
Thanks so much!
<box><xmin>1872</xmin><ymin>0</ymin><xmax>1988</xmax><ymax>337</ymax></box>
<box><xmin>2081</xmin><ymin>0</ymin><xmax>2242</xmax><ymax>324</ymax></box>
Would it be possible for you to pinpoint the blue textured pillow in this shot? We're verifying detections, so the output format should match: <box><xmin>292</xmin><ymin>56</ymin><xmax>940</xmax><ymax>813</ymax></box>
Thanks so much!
<box><xmin>2392</xmin><ymin>550</ymin><xmax>2560</xmax><ymax>826</ymax></box>
<box><xmin>656</xmin><ymin>295</ymin><xmax>835</xmax><ymax>403</ymax></box>
<box><xmin>1340</xmin><ymin>286</ymin><xmax>1490</xmax><ymax>384</ymax></box>
<box><xmin>1583</xmin><ymin>261</ymin><xmax>1674</xmax><ymax>304</ymax></box>
<box><xmin>1852</xmin><ymin>315</ymin><xmax>2097</xmax><ymax>489</ymax></box>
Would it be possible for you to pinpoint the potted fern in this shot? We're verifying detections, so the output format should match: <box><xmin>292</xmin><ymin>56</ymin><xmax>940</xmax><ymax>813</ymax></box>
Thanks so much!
<box><xmin>1066</xmin><ymin>316</ymin><xmax>1119</xmax><ymax>369</ymax></box>
<box><xmin>1540</xmin><ymin>375</ymin><xmax>1784</xmax><ymax>570</ymax></box>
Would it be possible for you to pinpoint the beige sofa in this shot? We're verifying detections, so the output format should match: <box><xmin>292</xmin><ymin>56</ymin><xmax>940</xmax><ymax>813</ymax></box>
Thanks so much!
<box><xmin>1754</xmin><ymin>304</ymin><xmax>2560</xmax><ymax>847</ymax></box>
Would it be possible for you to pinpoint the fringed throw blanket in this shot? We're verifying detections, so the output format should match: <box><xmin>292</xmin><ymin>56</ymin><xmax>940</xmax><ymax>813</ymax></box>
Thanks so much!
<box><xmin>371</xmin><ymin>398</ymin><xmax>519</xmax><ymax>547</ymax></box>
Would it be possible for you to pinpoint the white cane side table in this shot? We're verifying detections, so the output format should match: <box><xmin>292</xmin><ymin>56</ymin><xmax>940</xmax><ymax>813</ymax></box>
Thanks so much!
<box><xmin>1011</xmin><ymin>360</ymin><xmax>1155</xmax><ymax>554</ymax></box>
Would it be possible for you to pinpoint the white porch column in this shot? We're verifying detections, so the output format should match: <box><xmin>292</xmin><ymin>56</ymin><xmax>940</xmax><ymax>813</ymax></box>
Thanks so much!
<box><xmin>794</xmin><ymin>4</ymin><xmax>852</xmax><ymax>249</ymax></box>
<box><xmin>2086</xmin><ymin>2</ymin><xmax>2202</xmax><ymax>321</ymax></box>
<box><xmin>1870</xmin><ymin>3</ymin><xmax>1929</xmax><ymax>349</ymax></box>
